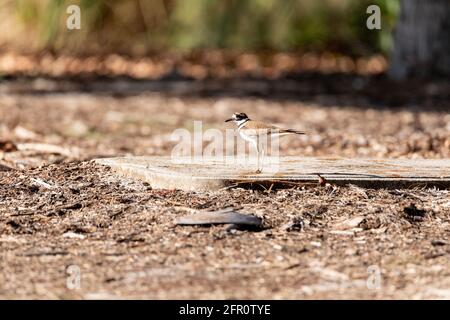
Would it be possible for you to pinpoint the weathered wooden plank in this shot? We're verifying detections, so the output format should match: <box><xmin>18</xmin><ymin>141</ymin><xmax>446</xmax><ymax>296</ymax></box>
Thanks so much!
<box><xmin>94</xmin><ymin>156</ymin><xmax>450</xmax><ymax>190</ymax></box>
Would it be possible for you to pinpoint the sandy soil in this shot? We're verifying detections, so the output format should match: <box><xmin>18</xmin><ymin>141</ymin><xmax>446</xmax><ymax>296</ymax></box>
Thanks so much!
<box><xmin>0</xmin><ymin>76</ymin><xmax>449</xmax><ymax>299</ymax></box>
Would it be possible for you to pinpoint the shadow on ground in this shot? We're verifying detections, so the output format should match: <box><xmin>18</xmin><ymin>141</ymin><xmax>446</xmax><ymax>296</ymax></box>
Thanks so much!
<box><xmin>1</xmin><ymin>72</ymin><xmax>449</xmax><ymax>111</ymax></box>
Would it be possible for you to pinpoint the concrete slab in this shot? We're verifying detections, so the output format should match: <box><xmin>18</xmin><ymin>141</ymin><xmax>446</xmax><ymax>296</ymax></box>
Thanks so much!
<box><xmin>94</xmin><ymin>156</ymin><xmax>450</xmax><ymax>191</ymax></box>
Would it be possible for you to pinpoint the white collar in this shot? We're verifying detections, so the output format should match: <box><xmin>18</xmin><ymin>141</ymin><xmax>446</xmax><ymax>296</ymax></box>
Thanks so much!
<box><xmin>236</xmin><ymin>118</ymin><xmax>249</xmax><ymax>129</ymax></box>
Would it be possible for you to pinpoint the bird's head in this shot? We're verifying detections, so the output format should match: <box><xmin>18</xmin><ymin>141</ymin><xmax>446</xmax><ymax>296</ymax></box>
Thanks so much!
<box><xmin>225</xmin><ymin>112</ymin><xmax>249</xmax><ymax>124</ymax></box>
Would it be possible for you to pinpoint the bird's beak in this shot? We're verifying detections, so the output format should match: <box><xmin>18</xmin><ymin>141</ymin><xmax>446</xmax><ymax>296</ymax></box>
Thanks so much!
<box><xmin>225</xmin><ymin>118</ymin><xmax>233</xmax><ymax>122</ymax></box>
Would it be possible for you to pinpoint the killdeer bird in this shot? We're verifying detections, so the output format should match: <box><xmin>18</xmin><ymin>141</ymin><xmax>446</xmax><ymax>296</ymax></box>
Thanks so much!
<box><xmin>225</xmin><ymin>112</ymin><xmax>305</xmax><ymax>173</ymax></box>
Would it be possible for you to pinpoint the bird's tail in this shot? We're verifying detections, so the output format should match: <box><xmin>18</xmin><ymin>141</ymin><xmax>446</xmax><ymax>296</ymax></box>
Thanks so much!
<box><xmin>280</xmin><ymin>129</ymin><xmax>306</xmax><ymax>135</ymax></box>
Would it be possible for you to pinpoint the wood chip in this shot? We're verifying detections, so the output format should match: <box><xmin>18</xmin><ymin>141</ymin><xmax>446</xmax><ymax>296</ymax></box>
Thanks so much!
<box><xmin>0</xmin><ymin>162</ymin><xmax>15</xmax><ymax>171</ymax></box>
<box><xmin>371</xmin><ymin>226</ymin><xmax>387</xmax><ymax>234</ymax></box>
<box><xmin>13</xmin><ymin>126</ymin><xmax>39</xmax><ymax>140</ymax></box>
<box><xmin>31</xmin><ymin>178</ymin><xmax>57</xmax><ymax>189</ymax></box>
<box><xmin>16</xmin><ymin>143</ymin><xmax>77</xmax><ymax>157</ymax></box>
<box><xmin>0</xmin><ymin>140</ymin><xmax>17</xmax><ymax>152</ymax></box>
<box><xmin>329</xmin><ymin>230</ymin><xmax>355</xmax><ymax>236</ymax></box>
<box><xmin>335</xmin><ymin>216</ymin><xmax>365</xmax><ymax>230</ymax></box>
<box><xmin>317</xmin><ymin>174</ymin><xmax>328</xmax><ymax>186</ymax></box>
<box><xmin>404</xmin><ymin>203</ymin><xmax>427</xmax><ymax>221</ymax></box>
<box><xmin>431</xmin><ymin>240</ymin><xmax>446</xmax><ymax>246</ymax></box>
<box><xmin>62</xmin><ymin>232</ymin><xmax>86</xmax><ymax>239</ymax></box>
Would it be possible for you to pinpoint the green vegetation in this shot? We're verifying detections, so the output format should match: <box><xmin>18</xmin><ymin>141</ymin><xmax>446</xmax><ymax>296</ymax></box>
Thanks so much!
<box><xmin>4</xmin><ymin>0</ymin><xmax>399</xmax><ymax>56</ymax></box>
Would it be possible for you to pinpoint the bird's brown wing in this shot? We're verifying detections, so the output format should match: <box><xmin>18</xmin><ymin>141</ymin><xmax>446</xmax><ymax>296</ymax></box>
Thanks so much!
<box><xmin>241</xmin><ymin>121</ymin><xmax>305</xmax><ymax>137</ymax></box>
<box><xmin>240</xmin><ymin>121</ymin><xmax>279</xmax><ymax>137</ymax></box>
<box><xmin>246</xmin><ymin>121</ymin><xmax>305</xmax><ymax>134</ymax></box>
<box><xmin>244</xmin><ymin>120</ymin><xmax>278</xmax><ymax>130</ymax></box>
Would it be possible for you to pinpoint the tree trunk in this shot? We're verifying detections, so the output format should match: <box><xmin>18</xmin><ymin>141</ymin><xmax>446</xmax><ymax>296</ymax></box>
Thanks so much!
<box><xmin>389</xmin><ymin>0</ymin><xmax>450</xmax><ymax>79</ymax></box>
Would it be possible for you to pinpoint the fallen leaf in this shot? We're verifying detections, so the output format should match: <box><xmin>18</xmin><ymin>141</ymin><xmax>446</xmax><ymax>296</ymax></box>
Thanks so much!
<box><xmin>335</xmin><ymin>216</ymin><xmax>365</xmax><ymax>230</ymax></box>
<box><xmin>175</xmin><ymin>208</ymin><xmax>262</xmax><ymax>227</ymax></box>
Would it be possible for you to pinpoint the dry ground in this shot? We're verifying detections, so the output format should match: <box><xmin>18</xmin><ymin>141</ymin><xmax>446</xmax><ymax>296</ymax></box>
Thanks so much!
<box><xmin>0</xmin><ymin>77</ymin><xmax>449</xmax><ymax>299</ymax></box>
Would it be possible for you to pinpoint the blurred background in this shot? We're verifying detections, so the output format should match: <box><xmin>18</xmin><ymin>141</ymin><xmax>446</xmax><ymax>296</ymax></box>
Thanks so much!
<box><xmin>1</xmin><ymin>0</ymin><xmax>449</xmax><ymax>79</ymax></box>
<box><xmin>0</xmin><ymin>0</ymin><xmax>400</xmax><ymax>78</ymax></box>
<box><xmin>0</xmin><ymin>0</ymin><xmax>449</xmax><ymax>169</ymax></box>
<box><xmin>2</xmin><ymin>0</ymin><xmax>397</xmax><ymax>55</ymax></box>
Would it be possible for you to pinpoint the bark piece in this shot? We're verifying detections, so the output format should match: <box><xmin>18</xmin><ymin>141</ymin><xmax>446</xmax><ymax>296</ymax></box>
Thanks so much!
<box><xmin>175</xmin><ymin>208</ymin><xmax>262</xmax><ymax>227</ymax></box>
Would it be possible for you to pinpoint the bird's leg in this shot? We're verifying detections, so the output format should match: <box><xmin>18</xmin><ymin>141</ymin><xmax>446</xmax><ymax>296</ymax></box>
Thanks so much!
<box><xmin>255</xmin><ymin>140</ymin><xmax>261</xmax><ymax>174</ymax></box>
<box><xmin>260</xmin><ymin>145</ymin><xmax>266</xmax><ymax>172</ymax></box>
<box><xmin>258</xmin><ymin>133</ymin><xmax>268</xmax><ymax>173</ymax></box>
